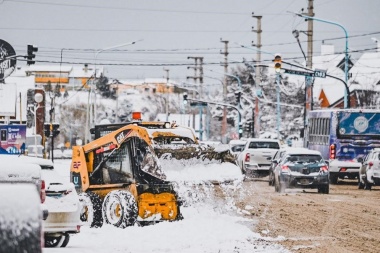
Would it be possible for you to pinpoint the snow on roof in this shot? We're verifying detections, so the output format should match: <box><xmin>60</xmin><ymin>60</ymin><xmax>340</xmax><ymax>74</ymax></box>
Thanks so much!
<box><xmin>144</xmin><ymin>78</ymin><xmax>168</xmax><ymax>83</ymax></box>
<box><xmin>349</xmin><ymin>51</ymin><xmax>380</xmax><ymax>89</ymax></box>
<box><xmin>12</xmin><ymin>65</ymin><xmax>103</xmax><ymax>78</ymax></box>
<box><xmin>24</xmin><ymin>65</ymin><xmax>73</xmax><ymax>72</ymax></box>
<box><xmin>69</xmin><ymin>65</ymin><xmax>99</xmax><ymax>78</ymax></box>
<box><xmin>110</xmin><ymin>79</ymin><xmax>144</xmax><ymax>85</ymax></box>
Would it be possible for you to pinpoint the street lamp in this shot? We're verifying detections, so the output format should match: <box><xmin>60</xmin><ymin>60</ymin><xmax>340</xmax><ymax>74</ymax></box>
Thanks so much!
<box><xmin>85</xmin><ymin>39</ymin><xmax>142</xmax><ymax>143</ymax></box>
<box><xmin>292</xmin><ymin>29</ymin><xmax>310</xmax><ymax>141</ymax></box>
<box><xmin>296</xmin><ymin>13</ymin><xmax>349</xmax><ymax>108</ymax></box>
<box><xmin>29</xmin><ymin>93</ymin><xmax>43</xmax><ymax>157</ymax></box>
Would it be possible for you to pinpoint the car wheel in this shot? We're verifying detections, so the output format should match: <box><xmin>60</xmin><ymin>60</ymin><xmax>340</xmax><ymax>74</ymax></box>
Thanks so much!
<box><xmin>268</xmin><ymin>172</ymin><xmax>273</xmax><ymax>186</ymax></box>
<box><xmin>365</xmin><ymin>182</ymin><xmax>372</xmax><ymax>190</ymax></box>
<box><xmin>323</xmin><ymin>185</ymin><xmax>329</xmax><ymax>194</ymax></box>
<box><xmin>329</xmin><ymin>174</ymin><xmax>338</xmax><ymax>184</ymax></box>
<box><xmin>79</xmin><ymin>191</ymin><xmax>103</xmax><ymax>228</ymax></box>
<box><xmin>274</xmin><ymin>178</ymin><xmax>280</xmax><ymax>192</ymax></box>
<box><xmin>60</xmin><ymin>234</ymin><xmax>70</xmax><ymax>248</ymax></box>
<box><xmin>102</xmin><ymin>190</ymin><xmax>138</xmax><ymax>228</ymax></box>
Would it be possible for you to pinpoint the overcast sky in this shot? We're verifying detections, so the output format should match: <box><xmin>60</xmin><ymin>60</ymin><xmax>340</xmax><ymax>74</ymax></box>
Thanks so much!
<box><xmin>2</xmin><ymin>0</ymin><xmax>380</xmax><ymax>84</ymax></box>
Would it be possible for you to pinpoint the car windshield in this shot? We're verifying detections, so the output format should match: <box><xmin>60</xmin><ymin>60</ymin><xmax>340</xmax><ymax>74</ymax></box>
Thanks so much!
<box><xmin>231</xmin><ymin>145</ymin><xmax>245</xmax><ymax>152</ymax></box>
<box><xmin>249</xmin><ymin>141</ymin><xmax>280</xmax><ymax>149</ymax></box>
<box><xmin>286</xmin><ymin>154</ymin><xmax>323</xmax><ymax>163</ymax></box>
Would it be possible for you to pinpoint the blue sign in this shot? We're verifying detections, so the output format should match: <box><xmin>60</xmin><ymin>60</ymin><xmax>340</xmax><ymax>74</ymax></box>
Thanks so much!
<box><xmin>0</xmin><ymin>124</ymin><xmax>26</xmax><ymax>154</ymax></box>
<box><xmin>337</xmin><ymin>112</ymin><xmax>380</xmax><ymax>138</ymax></box>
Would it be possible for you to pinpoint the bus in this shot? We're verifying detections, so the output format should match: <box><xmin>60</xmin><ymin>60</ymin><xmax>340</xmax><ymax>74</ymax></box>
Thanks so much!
<box><xmin>306</xmin><ymin>109</ymin><xmax>380</xmax><ymax>183</ymax></box>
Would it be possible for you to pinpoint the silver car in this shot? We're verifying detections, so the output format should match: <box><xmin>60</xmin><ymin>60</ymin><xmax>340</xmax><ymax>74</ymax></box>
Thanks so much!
<box><xmin>273</xmin><ymin>149</ymin><xmax>329</xmax><ymax>194</ymax></box>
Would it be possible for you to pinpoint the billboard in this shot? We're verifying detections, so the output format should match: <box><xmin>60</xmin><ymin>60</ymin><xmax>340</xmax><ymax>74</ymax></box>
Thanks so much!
<box><xmin>0</xmin><ymin>124</ymin><xmax>26</xmax><ymax>155</ymax></box>
<box><xmin>337</xmin><ymin>111</ymin><xmax>380</xmax><ymax>138</ymax></box>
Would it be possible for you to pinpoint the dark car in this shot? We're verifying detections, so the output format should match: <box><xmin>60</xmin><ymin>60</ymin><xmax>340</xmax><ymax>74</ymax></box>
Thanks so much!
<box><xmin>273</xmin><ymin>149</ymin><xmax>329</xmax><ymax>194</ymax></box>
<box><xmin>268</xmin><ymin>147</ymin><xmax>309</xmax><ymax>186</ymax></box>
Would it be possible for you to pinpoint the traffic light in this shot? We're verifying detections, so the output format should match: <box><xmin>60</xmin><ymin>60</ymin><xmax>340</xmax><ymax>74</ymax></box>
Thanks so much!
<box><xmin>274</xmin><ymin>54</ymin><xmax>282</xmax><ymax>73</ymax></box>
<box><xmin>52</xmin><ymin>123</ymin><xmax>60</xmax><ymax>138</ymax></box>
<box><xmin>44</xmin><ymin>123</ymin><xmax>50</xmax><ymax>137</ymax></box>
<box><xmin>44</xmin><ymin>123</ymin><xmax>60</xmax><ymax>138</ymax></box>
<box><xmin>235</xmin><ymin>91</ymin><xmax>241</xmax><ymax>103</ymax></box>
<box><xmin>238</xmin><ymin>123</ymin><xmax>243</xmax><ymax>138</ymax></box>
<box><xmin>183</xmin><ymin>93</ymin><xmax>188</xmax><ymax>105</ymax></box>
<box><xmin>27</xmin><ymin>45</ymin><xmax>38</xmax><ymax>65</ymax></box>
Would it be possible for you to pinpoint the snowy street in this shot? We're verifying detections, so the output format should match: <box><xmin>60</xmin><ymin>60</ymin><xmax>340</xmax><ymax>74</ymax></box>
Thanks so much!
<box><xmin>47</xmin><ymin>160</ymin><xmax>289</xmax><ymax>253</ymax></box>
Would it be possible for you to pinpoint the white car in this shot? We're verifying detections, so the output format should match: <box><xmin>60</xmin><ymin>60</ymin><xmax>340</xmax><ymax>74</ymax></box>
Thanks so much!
<box><xmin>237</xmin><ymin>138</ymin><xmax>281</xmax><ymax>178</ymax></box>
<box><xmin>62</xmin><ymin>149</ymin><xmax>73</xmax><ymax>159</ymax></box>
<box><xmin>359</xmin><ymin>148</ymin><xmax>380</xmax><ymax>190</ymax></box>
<box><xmin>328</xmin><ymin>157</ymin><xmax>362</xmax><ymax>184</ymax></box>
<box><xmin>0</xmin><ymin>155</ymin><xmax>82</xmax><ymax>248</ymax></box>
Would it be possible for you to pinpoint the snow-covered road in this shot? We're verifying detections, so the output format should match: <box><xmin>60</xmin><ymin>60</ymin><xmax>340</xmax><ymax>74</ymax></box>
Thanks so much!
<box><xmin>44</xmin><ymin>160</ymin><xmax>289</xmax><ymax>253</ymax></box>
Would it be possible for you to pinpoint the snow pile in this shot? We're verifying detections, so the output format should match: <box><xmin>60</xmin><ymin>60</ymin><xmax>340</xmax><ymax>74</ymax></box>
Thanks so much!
<box><xmin>70</xmin><ymin>203</ymin><xmax>290</xmax><ymax>253</ymax></box>
<box><xmin>164</xmin><ymin>161</ymin><xmax>243</xmax><ymax>183</ymax></box>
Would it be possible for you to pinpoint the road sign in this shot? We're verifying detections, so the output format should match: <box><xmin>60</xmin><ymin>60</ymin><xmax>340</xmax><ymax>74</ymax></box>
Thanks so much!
<box><xmin>190</xmin><ymin>102</ymin><xmax>207</xmax><ymax>107</ymax></box>
<box><xmin>284</xmin><ymin>69</ymin><xmax>314</xmax><ymax>77</ymax></box>
<box><xmin>314</xmin><ymin>69</ymin><xmax>327</xmax><ymax>78</ymax></box>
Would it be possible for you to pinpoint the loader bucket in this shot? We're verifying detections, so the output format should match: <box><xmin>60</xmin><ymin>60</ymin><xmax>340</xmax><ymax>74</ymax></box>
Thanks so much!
<box><xmin>153</xmin><ymin>144</ymin><xmax>237</xmax><ymax>167</ymax></box>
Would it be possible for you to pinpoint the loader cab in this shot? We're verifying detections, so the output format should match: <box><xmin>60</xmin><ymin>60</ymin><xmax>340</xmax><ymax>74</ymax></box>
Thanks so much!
<box><xmin>90</xmin><ymin>136</ymin><xmax>166</xmax><ymax>186</ymax></box>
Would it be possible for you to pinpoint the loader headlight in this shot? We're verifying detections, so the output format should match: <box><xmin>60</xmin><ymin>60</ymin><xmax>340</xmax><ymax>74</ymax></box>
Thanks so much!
<box><xmin>164</xmin><ymin>122</ymin><xmax>171</xmax><ymax>129</ymax></box>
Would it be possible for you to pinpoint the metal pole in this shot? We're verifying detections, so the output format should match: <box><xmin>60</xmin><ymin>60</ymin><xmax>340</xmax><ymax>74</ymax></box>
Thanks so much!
<box><xmin>33</xmin><ymin>105</ymin><xmax>38</xmax><ymax>157</ymax></box>
<box><xmin>297</xmin><ymin>13</ymin><xmax>349</xmax><ymax>108</ymax></box>
<box><xmin>85</xmin><ymin>40</ymin><xmax>141</xmax><ymax>142</ymax></box>
<box><xmin>252</xmin><ymin>14</ymin><xmax>262</xmax><ymax>138</ymax></box>
<box><xmin>276</xmin><ymin>73</ymin><xmax>281</xmax><ymax>139</ymax></box>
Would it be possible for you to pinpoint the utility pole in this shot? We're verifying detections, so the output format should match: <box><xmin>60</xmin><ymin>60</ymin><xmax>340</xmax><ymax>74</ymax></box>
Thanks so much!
<box><xmin>252</xmin><ymin>13</ymin><xmax>262</xmax><ymax>138</ymax></box>
<box><xmin>187</xmin><ymin>56</ymin><xmax>205</xmax><ymax>140</ymax></box>
<box><xmin>304</xmin><ymin>0</ymin><xmax>314</xmax><ymax>144</ymax></box>
<box><xmin>220</xmin><ymin>39</ymin><xmax>229</xmax><ymax>143</ymax></box>
<box><xmin>163</xmin><ymin>68</ymin><xmax>170</xmax><ymax>121</ymax></box>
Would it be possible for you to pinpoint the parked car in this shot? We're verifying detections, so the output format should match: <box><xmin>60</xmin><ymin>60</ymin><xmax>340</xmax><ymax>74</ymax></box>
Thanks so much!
<box><xmin>1</xmin><ymin>155</ymin><xmax>81</xmax><ymax>248</ymax></box>
<box><xmin>0</xmin><ymin>155</ymin><xmax>48</xmax><ymax>220</ymax></box>
<box><xmin>53</xmin><ymin>149</ymin><xmax>64</xmax><ymax>159</ymax></box>
<box><xmin>273</xmin><ymin>149</ymin><xmax>329</xmax><ymax>194</ymax></box>
<box><xmin>0</xmin><ymin>183</ymin><xmax>43</xmax><ymax>253</ymax></box>
<box><xmin>27</xmin><ymin>144</ymin><xmax>45</xmax><ymax>158</ymax></box>
<box><xmin>237</xmin><ymin>138</ymin><xmax>281</xmax><ymax>178</ymax></box>
<box><xmin>359</xmin><ymin>148</ymin><xmax>380</xmax><ymax>190</ymax></box>
<box><xmin>62</xmin><ymin>149</ymin><xmax>73</xmax><ymax>159</ymax></box>
<box><xmin>268</xmin><ymin>147</ymin><xmax>309</xmax><ymax>186</ymax></box>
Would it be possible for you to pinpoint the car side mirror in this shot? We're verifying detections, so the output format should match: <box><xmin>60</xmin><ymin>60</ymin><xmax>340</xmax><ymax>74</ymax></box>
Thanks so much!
<box><xmin>357</xmin><ymin>157</ymin><xmax>363</xmax><ymax>163</ymax></box>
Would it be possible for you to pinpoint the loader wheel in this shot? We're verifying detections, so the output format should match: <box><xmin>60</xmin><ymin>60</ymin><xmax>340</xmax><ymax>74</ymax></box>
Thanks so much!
<box><xmin>102</xmin><ymin>190</ymin><xmax>138</xmax><ymax>228</ymax></box>
<box><xmin>79</xmin><ymin>192</ymin><xmax>103</xmax><ymax>228</ymax></box>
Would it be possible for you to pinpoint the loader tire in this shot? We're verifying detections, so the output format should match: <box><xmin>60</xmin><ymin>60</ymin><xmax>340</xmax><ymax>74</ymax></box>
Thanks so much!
<box><xmin>102</xmin><ymin>190</ymin><xmax>138</xmax><ymax>228</ymax></box>
<box><xmin>79</xmin><ymin>192</ymin><xmax>103</xmax><ymax>228</ymax></box>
